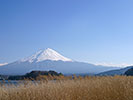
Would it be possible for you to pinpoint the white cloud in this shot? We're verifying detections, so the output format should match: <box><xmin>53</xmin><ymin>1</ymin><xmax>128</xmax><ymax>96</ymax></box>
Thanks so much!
<box><xmin>94</xmin><ymin>62</ymin><xmax>133</xmax><ymax>68</ymax></box>
<box><xmin>0</xmin><ymin>63</ymin><xmax>8</xmax><ymax>66</ymax></box>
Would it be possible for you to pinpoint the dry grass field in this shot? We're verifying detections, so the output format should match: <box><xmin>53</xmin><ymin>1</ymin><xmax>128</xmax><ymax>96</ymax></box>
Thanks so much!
<box><xmin>0</xmin><ymin>76</ymin><xmax>133</xmax><ymax>100</ymax></box>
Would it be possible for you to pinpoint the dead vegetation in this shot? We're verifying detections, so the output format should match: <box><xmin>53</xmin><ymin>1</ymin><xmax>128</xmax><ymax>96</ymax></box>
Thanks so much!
<box><xmin>0</xmin><ymin>76</ymin><xmax>133</xmax><ymax>100</ymax></box>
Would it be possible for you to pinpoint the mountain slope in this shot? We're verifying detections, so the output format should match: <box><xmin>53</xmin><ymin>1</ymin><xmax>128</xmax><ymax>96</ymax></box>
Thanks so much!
<box><xmin>0</xmin><ymin>60</ymin><xmax>119</xmax><ymax>75</ymax></box>
<box><xmin>97</xmin><ymin>66</ymin><xmax>133</xmax><ymax>76</ymax></box>
<box><xmin>21</xmin><ymin>48</ymin><xmax>72</xmax><ymax>63</ymax></box>
<box><xmin>0</xmin><ymin>48</ymin><xmax>119</xmax><ymax>75</ymax></box>
<box><xmin>124</xmin><ymin>67</ymin><xmax>133</xmax><ymax>76</ymax></box>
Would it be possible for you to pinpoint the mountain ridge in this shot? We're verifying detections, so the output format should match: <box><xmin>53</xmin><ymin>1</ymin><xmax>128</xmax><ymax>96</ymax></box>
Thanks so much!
<box><xmin>20</xmin><ymin>48</ymin><xmax>72</xmax><ymax>63</ymax></box>
<box><xmin>0</xmin><ymin>48</ymin><xmax>120</xmax><ymax>75</ymax></box>
<box><xmin>97</xmin><ymin>66</ymin><xmax>133</xmax><ymax>76</ymax></box>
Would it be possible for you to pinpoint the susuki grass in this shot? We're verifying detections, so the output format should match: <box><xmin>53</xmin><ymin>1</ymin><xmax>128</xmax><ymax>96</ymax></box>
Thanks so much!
<box><xmin>0</xmin><ymin>76</ymin><xmax>133</xmax><ymax>100</ymax></box>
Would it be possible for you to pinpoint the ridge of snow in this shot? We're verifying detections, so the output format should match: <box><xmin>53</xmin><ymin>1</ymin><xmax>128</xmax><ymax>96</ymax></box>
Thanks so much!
<box><xmin>20</xmin><ymin>48</ymin><xmax>72</xmax><ymax>63</ymax></box>
<box><xmin>0</xmin><ymin>63</ymin><xmax>8</xmax><ymax>66</ymax></box>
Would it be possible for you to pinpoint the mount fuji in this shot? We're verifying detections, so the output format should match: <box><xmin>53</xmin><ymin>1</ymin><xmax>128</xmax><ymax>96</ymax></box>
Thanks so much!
<box><xmin>20</xmin><ymin>48</ymin><xmax>72</xmax><ymax>63</ymax></box>
<box><xmin>0</xmin><ymin>48</ymin><xmax>119</xmax><ymax>75</ymax></box>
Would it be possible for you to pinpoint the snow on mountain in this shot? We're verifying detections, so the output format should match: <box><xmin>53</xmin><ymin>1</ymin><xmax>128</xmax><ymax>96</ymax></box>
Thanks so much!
<box><xmin>20</xmin><ymin>48</ymin><xmax>72</xmax><ymax>63</ymax></box>
<box><xmin>0</xmin><ymin>48</ymin><xmax>120</xmax><ymax>75</ymax></box>
<box><xmin>0</xmin><ymin>63</ymin><xmax>8</xmax><ymax>66</ymax></box>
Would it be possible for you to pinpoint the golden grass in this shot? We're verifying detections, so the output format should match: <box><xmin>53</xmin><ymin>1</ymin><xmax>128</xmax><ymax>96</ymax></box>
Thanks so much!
<box><xmin>0</xmin><ymin>76</ymin><xmax>133</xmax><ymax>100</ymax></box>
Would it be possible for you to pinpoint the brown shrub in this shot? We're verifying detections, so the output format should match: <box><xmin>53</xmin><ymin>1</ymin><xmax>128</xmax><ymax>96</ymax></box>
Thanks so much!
<box><xmin>0</xmin><ymin>76</ymin><xmax>133</xmax><ymax>100</ymax></box>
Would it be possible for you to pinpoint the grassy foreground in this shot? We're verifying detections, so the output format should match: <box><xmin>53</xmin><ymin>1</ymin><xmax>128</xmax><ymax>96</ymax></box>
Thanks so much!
<box><xmin>0</xmin><ymin>76</ymin><xmax>133</xmax><ymax>100</ymax></box>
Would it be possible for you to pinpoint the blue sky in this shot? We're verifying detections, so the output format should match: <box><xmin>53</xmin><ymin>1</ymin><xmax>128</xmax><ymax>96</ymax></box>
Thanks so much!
<box><xmin>0</xmin><ymin>0</ymin><xmax>133</xmax><ymax>66</ymax></box>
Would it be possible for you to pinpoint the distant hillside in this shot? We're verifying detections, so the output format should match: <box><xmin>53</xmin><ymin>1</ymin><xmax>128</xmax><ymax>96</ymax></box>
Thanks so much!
<box><xmin>97</xmin><ymin>66</ymin><xmax>133</xmax><ymax>76</ymax></box>
<box><xmin>124</xmin><ymin>68</ymin><xmax>133</xmax><ymax>76</ymax></box>
<box><xmin>8</xmin><ymin>70</ymin><xmax>62</xmax><ymax>80</ymax></box>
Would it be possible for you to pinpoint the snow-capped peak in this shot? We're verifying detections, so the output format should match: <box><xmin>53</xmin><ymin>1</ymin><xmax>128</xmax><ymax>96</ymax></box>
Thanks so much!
<box><xmin>21</xmin><ymin>48</ymin><xmax>72</xmax><ymax>63</ymax></box>
<box><xmin>0</xmin><ymin>63</ymin><xmax>8</xmax><ymax>66</ymax></box>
